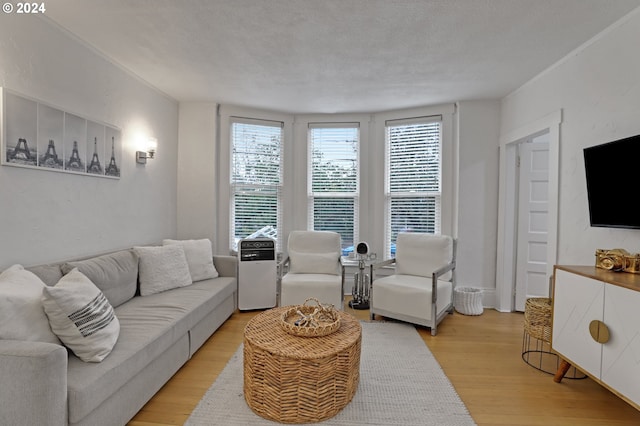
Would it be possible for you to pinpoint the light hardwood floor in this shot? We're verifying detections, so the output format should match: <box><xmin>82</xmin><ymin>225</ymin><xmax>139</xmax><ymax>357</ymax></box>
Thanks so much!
<box><xmin>128</xmin><ymin>300</ymin><xmax>640</xmax><ymax>426</ymax></box>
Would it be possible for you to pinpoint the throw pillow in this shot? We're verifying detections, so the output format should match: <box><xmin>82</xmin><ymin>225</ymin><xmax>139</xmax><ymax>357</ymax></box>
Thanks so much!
<box><xmin>61</xmin><ymin>249</ymin><xmax>138</xmax><ymax>308</ymax></box>
<box><xmin>162</xmin><ymin>238</ymin><xmax>218</xmax><ymax>281</ymax></box>
<box><xmin>42</xmin><ymin>268</ymin><xmax>119</xmax><ymax>362</ymax></box>
<box><xmin>0</xmin><ymin>264</ymin><xmax>60</xmax><ymax>344</ymax></box>
<box><xmin>134</xmin><ymin>244</ymin><xmax>192</xmax><ymax>296</ymax></box>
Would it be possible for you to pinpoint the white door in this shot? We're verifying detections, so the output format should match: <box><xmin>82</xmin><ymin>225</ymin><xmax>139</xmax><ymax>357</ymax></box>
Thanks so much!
<box><xmin>515</xmin><ymin>136</ymin><xmax>550</xmax><ymax>311</ymax></box>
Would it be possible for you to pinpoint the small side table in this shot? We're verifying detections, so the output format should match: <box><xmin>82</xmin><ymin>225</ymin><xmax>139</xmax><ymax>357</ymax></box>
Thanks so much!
<box><xmin>343</xmin><ymin>256</ymin><xmax>371</xmax><ymax>309</ymax></box>
<box><xmin>522</xmin><ymin>297</ymin><xmax>585</xmax><ymax>379</ymax></box>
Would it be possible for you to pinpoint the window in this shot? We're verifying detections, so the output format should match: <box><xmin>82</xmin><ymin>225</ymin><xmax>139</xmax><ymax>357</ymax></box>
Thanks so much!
<box><xmin>385</xmin><ymin>116</ymin><xmax>441</xmax><ymax>258</ymax></box>
<box><xmin>230</xmin><ymin>118</ymin><xmax>283</xmax><ymax>251</ymax></box>
<box><xmin>308</xmin><ymin>123</ymin><xmax>359</xmax><ymax>254</ymax></box>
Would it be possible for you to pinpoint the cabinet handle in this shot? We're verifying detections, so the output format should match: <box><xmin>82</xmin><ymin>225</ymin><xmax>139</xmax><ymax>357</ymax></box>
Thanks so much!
<box><xmin>589</xmin><ymin>320</ymin><xmax>610</xmax><ymax>344</ymax></box>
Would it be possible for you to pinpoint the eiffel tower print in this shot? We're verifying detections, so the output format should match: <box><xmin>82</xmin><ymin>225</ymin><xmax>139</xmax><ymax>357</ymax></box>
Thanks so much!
<box><xmin>87</xmin><ymin>137</ymin><xmax>103</xmax><ymax>175</ymax></box>
<box><xmin>7</xmin><ymin>138</ymin><xmax>37</xmax><ymax>166</ymax></box>
<box><xmin>65</xmin><ymin>140</ymin><xmax>84</xmax><ymax>172</ymax></box>
<box><xmin>39</xmin><ymin>139</ymin><xmax>63</xmax><ymax>169</ymax></box>
<box><xmin>105</xmin><ymin>136</ymin><xmax>120</xmax><ymax>177</ymax></box>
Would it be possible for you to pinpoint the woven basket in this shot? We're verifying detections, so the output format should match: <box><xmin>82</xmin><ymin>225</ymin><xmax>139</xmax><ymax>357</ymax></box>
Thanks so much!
<box><xmin>244</xmin><ymin>307</ymin><xmax>361</xmax><ymax>423</ymax></box>
<box><xmin>281</xmin><ymin>298</ymin><xmax>341</xmax><ymax>337</ymax></box>
<box><xmin>524</xmin><ymin>297</ymin><xmax>552</xmax><ymax>342</ymax></box>
<box><xmin>454</xmin><ymin>287</ymin><xmax>484</xmax><ymax>315</ymax></box>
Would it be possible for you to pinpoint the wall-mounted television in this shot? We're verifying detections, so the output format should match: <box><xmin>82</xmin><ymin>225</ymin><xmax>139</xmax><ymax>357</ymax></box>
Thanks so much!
<box><xmin>584</xmin><ymin>134</ymin><xmax>640</xmax><ymax>229</ymax></box>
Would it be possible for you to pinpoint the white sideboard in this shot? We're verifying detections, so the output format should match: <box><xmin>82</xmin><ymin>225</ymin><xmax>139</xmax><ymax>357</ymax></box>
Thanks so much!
<box><xmin>552</xmin><ymin>265</ymin><xmax>640</xmax><ymax>410</ymax></box>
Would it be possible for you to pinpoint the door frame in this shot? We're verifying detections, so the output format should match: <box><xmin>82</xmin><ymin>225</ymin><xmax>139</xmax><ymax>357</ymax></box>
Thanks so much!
<box><xmin>495</xmin><ymin>110</ymin><xmax>562</xmax><ymax>312</ymax></box>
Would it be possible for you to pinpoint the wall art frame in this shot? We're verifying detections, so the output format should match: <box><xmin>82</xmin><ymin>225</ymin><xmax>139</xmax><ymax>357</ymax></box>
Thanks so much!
<box><xmin>1</xmin><ymin>87</ymin><xmax>121</xmax><ymax>179</ymax></box>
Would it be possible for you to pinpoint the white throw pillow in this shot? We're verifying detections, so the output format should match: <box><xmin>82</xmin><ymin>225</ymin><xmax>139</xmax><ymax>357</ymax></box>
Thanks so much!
<box><xmin>163</xmin><ymin>238</ymin><xmax>218</xmax><ymax>281</ymax></box>
<box><xmin>134</xmin><ymin>245</ymin><xmax>193</xmax><ymax>296</ymax></box>
<box><xmin>42</xmin><ymin>268</ymin><xmax>120</xmax><ymax>362</ymax></box>
<box><xmin>0</xmin><ymin>264</ymin><xmax>60</xmax><ymax>344</ymax></box>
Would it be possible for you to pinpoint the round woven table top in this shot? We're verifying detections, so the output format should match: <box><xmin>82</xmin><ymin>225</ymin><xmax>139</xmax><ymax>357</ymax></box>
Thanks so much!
<box><xmin>244</xmin><ymin>307</ymin><xmax>362</xmax><ymax>360</ymax></box>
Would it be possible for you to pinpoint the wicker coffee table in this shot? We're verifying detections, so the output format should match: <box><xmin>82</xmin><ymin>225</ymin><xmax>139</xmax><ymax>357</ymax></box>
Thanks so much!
<box><xmin>243</xmin><ymin>307</ymin><xmax>362</xmax><ymax>424</ymax></box>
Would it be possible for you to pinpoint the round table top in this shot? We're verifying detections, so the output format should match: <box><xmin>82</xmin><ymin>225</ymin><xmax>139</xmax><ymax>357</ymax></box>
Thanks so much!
<box><xmin>244</xmin><ymin>307</ymin><xmax>362</xmax><ymax>360</ymax></box>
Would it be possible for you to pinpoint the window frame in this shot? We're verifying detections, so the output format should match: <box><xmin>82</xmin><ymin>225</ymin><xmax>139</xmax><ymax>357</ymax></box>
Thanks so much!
<box><xmin>228</xmin><ymin>116</ymin><xmax>284</xmax><ymax>252</ymax></box>
<box><xmin>383</xmin><ymin>115</ymin><xmax>446</xmax><ymax>259</ymax></box>
<box><xmin>218</xmin><ymin>104</ymin><xmax>453</xmax><ymax>259</ymax></box>
<box><xmin>307</xmin><ymin>123</ymin><xmax>360</xmax><ymax>253</ymax></box>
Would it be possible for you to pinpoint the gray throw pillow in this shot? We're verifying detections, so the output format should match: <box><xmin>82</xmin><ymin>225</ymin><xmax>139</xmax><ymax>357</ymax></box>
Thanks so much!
<box><xmin>62</xmin><ymin>250</ymin><xmax>138</xmax><ymax>308</ymax></box>
<box><xmin>25</xmin><ymin>264</ymin><xmax>63</xmax><ymax>287</ymax></box>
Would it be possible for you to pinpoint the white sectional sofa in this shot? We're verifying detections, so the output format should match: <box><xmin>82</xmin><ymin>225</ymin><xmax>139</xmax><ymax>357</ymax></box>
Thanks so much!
<box><xmin>0</xmin><ymin>241</ymin><xmax>237</xmax><ymax>426</ymax></box>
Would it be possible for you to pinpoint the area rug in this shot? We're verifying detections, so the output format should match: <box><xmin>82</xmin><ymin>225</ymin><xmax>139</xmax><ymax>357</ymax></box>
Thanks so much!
<box><xmin>185</xmin><ymin>321</ymin><xmax>476</xmax><ymax>425</ymax></box>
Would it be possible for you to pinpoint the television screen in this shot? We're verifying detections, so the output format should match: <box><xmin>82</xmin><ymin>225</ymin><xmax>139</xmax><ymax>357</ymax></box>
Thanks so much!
<box><xmin>584</xmin><ymin>134</ymin><xmax>640</xmax><ymax>229</ymax></box>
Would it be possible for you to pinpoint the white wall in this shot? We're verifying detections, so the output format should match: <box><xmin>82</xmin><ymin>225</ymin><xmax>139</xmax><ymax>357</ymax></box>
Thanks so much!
<box><xmin>176</xmin><ymin>103</ymin><xmax>218</xmax><ymax>250</ymax></box>
<box><xmin>500</xmin><ymin>8</ymin><xmax>640</xmax><ymax>265</ymax></box>
<box><xmin>457</xmin><ymin>100</ymin><xmax>500</xmax><ymax>303</ymax></box>
<box><xmin>0</xmin><ymin>16</ymin><xmax>179</xmax><ymax>269</ymax></box>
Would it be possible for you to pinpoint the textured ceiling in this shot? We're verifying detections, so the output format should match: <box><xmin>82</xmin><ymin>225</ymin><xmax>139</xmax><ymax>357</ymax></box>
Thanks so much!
<box><xmin>44</xmin><ymin>0</ymin><xmax>640</xmax><ymax>113</ymax></box>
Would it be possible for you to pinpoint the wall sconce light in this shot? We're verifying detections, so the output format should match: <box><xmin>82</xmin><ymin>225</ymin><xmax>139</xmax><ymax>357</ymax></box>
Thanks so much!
<box><xmin>136</xmin><ymin>138</ymin><xmax>157</xmax><ymax>164</ymax></box>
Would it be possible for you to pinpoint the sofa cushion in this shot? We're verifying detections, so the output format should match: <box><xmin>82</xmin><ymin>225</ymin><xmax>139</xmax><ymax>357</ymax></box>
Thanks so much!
<box><xmin>163</xmin><ymin>239</ymin><xmax>219</xmax><ymax>281</ymax></box>
<box><xmin>61</xmin><ymin>249</ymin><xmax>138</xmax><ymax>308</ymax></box>
<box><xmin>372</xmin><ymin>274</ymin><xmax>453</xmax><ymax>323</ymax></box>
<box><xmin>0</xmin><ymin>264</ymin><xmax>60</xmax><ymax>344</ymax></box>
<box><xmin>134</xmin><ymin>244</ymin><xmax>193</xmax><ymax>296</ymax></box>
<box><xmin>25</xmin><ymin>264</ymin><xmax>63</xmax><ymax>287</ymax></box>
<box><xmin>42</xmin><ymin>268</ymin><xmax>120</xmax><ymax>363</ymax></box>
<box><xmin>65</xmin><ymin>275</ymin><xmax>236</xmax><ymax>424</ymax></box>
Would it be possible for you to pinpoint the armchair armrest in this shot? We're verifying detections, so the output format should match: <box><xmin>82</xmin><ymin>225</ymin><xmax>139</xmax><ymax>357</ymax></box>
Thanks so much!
<box><xmin>370</xmin><ymin>258</ymin><xmax>396</xmax><ymax>271</ymax></box>
<box><xmin>369</xmin><ymin>258</ymin><xmax>396</xmax><ymax>288</ymax></box>
<box><xmin>0</xmin><ymin>340</ymin><xmax>68</xmax><ymax>426</ymax></box>
<box><xmin>431</xmin><ymin>260</ymin><xmax>456</xmax><ymax>304</ymax></box>
<box><xmin>278</xmin><ymin>255</ymin><xmax>290</xmax><ymax>266</ymax></box>
<box><xmin>277</xmin><ymin>255</ymin><xmax>290</xmax><ymax>278</ymax></box>
<box><xmin>339</xmin><ymin>258</ymin><xmax>345</xmax><ymax>306</ymax></box>
<box><xmin>432</xmin><ymin>260</ymin><xmax>456</xmax><ymax>280</ymax></box>
<box><xmin>276</xmin><ymin>256</ymin><xmax>290</xmax><ymax>306</ymax></box>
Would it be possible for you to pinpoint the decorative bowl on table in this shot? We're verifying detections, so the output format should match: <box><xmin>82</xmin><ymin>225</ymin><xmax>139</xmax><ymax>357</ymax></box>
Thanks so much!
<box><xmin>281</xmin><ymin>297</ymin><xmax>341</xmax><ymax>337</ymax></box>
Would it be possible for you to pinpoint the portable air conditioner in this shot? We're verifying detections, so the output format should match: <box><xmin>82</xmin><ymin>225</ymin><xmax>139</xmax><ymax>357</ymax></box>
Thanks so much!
<box><xmin>237</xmin><ymin>238</ymin><xmax>277</xmax><ymax>310</ymax></box>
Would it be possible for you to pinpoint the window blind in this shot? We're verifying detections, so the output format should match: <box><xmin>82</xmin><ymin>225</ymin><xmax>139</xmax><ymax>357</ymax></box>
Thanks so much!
<box><xmin>308</xmin><ymin>124</ymin><xmax>359</xmax><ymax>251</ymax></box>
<box><xmin>385</xmin><ymin>118</ymin><xmax>441</xmax><ymax>258</ymax></box>
<box><xmin>230</xmin><ymin>118</ymin><xmax>283</xmax><ymax>251</ymax></box>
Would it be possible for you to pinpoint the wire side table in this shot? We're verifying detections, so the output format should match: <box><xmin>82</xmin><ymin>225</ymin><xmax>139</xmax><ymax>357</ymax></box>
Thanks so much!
<box><xmin>522</xmin><ymin>297</ymin><xmax>585</xmax><ymax>379</ymax></box>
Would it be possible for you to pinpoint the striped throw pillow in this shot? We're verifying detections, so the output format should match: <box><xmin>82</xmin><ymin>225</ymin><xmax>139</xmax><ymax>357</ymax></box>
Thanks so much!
<box><xmin>42</xmin><ymin>268</ymin><xmax>119</xmax><ymax>362</ymax></box>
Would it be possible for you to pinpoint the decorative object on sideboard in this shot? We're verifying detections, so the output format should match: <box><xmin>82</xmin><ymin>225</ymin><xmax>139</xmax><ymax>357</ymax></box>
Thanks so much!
<box><xmin>1</xmin><ymin>87</ymin><xmax>121</xmax><ymax>178</ymax></box>
<box><xmin>595</xmin><ymin>248</ymin><xmax>640</xmax><ymax>274</ymax></box>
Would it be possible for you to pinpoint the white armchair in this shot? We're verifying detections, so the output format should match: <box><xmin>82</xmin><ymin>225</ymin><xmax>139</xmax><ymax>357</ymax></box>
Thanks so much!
<box><xmin>278</xmin><ymin>230</ymin><xmax>344</xmax><ymax>309</ymax></box>
<box><xmin>369</xmin><ymin>233</ymin><xmax>456</xmax><ymax>335</ymax></box>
